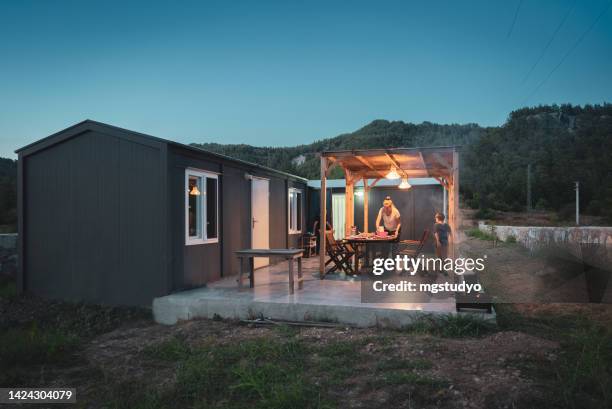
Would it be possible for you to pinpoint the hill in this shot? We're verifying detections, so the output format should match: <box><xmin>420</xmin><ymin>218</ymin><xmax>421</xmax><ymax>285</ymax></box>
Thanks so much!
<box><xmin>1</xmin><ymin>103</ymin><xmax>611</xmax><ymax>229</ymax></box>
<box><xmin>194</xmin><ymin>120</ymin><xmax>486</xmax><ymax>180</ymax></box>
<box><xmin>195</xmin><ymin>103</ymin><xmax>612</xmax><ymax>221</ymax></box>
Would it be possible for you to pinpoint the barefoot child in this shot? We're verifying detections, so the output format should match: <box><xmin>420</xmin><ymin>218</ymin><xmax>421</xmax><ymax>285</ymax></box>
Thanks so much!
<box><xmin>433</xmin><ymin>213</ymin><xmax>451</xmax><ymax>275</ymax></box>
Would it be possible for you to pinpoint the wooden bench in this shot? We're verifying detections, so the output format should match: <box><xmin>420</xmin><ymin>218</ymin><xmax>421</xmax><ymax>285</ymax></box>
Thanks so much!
<box><xmin>235</xmin><ymin>249</ymin><xmax>304</xmax><ymax>294</ymax></box>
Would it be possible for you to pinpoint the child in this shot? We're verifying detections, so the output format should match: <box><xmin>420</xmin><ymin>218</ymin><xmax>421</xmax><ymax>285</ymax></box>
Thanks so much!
<box><xmin>433</xmin><ymin>213</ymin><xmax>451</xmax><ymax>275</ymax></box>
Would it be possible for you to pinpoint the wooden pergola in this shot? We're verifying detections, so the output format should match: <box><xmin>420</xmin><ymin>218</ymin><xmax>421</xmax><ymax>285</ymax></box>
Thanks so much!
<box><xmin>319</xmin><ymin>147</ymin><xmax>460</xmax><ymax>276</ymax></box>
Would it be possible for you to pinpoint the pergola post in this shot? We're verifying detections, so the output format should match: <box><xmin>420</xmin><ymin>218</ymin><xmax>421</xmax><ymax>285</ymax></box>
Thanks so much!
<box><xmin>363</xmin><ymin>179</ymin><xmax>369</xmax><ymax>233</ymax></box>
<box><xmin>449</xmin><ymin>151</ymin><xmax>459</xmax><ymax>259</ymax></box>
<box><xmin>319</xmin><ymin>156</ymin><xmax>328</xmax><ymax>276</ymax></box>
<box><xmin>344</xmin><ymin>169</ymin><xmax>354</xmax><ymax>237</ymax></box>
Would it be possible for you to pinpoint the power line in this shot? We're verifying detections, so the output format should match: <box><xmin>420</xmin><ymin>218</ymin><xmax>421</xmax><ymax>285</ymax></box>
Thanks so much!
<box><xmin>521</xmin><ymin>0</ymin><xmax>576</xmax><ymax>85</ymax></box>
<box><xmin>522</xmin><ymin>0</ymin><xmax>612</xmax><ymax>105</ymax></box>
<box><xmin>507</xmin><ymin>0</ymin><xmax>523</xmax><ymax>40</ymax></box>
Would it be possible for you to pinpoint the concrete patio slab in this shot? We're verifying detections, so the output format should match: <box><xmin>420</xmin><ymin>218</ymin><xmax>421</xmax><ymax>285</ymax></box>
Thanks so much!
<box><xmin>153</xmin><ymin>257</ymin><xmax>493</xmax><ymax>327</ymax></box>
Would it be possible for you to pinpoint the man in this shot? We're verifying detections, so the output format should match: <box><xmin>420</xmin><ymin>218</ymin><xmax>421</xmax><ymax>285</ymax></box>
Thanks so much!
<box><xmin>375</xmin><ymin>196</ymin><xmax>401</xmax><ymax>237</ymax></box>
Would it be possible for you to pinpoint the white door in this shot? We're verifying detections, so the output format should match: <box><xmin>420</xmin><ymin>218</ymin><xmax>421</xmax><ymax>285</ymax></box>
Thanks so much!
<box><xmin>332</xmin><ymin>194</ymin><xmax>346</xmax><ymax>240</ymax></box>
<box><xmin>251</xmin><ymin>177</ymin><xmax>270</xmax><ymax>269</ymax></box>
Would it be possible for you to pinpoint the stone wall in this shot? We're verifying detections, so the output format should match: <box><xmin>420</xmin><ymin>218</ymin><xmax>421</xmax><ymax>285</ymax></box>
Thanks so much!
<box><xmin>0</xmin><ymin>233</ymin><xmax>18</xmax><ymax>278</ymax></box>
<box><xmin>478</xmin><ymin>222</ymin><xmax>612</xmax><ymax>251</ymax></box>
<box><xmin>478</xmin><ymin>222</ymin><xmax>612</xmax><ymax>271</ymax></box>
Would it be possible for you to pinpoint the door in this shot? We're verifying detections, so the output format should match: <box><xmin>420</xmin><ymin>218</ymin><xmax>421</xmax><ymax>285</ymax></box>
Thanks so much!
<box><xmin>332</xmin><ymin>193</ymin><xmax>345</xmax><ymax>240</ymax></box>
<box><xmin>251</xmin><ymin>177</ymin><xmax>270</xmax><ymax>269</ymax></box>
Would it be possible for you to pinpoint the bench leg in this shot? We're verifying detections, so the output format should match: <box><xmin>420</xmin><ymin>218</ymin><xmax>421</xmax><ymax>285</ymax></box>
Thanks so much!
<box><xmin>249</xmin><ymin>257</ymin><xmax>255</xmax><ymax>288</ymax></box>
<box><xmin>297</xmin><ymin>257</ymin><xmax>303</xmax><ymax>290</ymax></box>
<box><xmin>237</xmin><ymin>257</ymin><xmax>244</xmax><ymax>289</ymax></box>
<box><xmin>288</xmin><ymin>258</ymin><xmax>294</xmax><ymax>295</ymax></box>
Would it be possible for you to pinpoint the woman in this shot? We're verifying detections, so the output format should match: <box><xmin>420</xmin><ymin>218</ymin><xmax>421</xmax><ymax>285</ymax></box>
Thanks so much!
<box><xmin>375</xmin><ymin>196</ymin><xmax>401</xmax><ymax>237</ymax></box>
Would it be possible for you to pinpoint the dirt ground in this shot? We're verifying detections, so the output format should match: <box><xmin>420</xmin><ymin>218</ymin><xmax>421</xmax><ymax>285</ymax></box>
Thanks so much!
<box><xmin>52</xmin><ymin>318</ymin><xmax>559</xmax><ymax>409</ymax></box>
<box><xmin>1</xmin><ymin>214</ymin><xmax>611</xmax><ymax>408</ymax></box>
<box><xmin>2</xmin><ymin>290</ymin><xmax>610</xmax><ymax>409</ymax></box>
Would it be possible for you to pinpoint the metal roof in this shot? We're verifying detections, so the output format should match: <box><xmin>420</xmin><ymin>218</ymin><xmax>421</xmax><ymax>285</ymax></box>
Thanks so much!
<box><xmin>15</xmin><ymin>119</ymin><xmax>308</xmax><ymax>182</ymax></box>
<box><xmin>321</xmin><ymin>146</ymin><xmax>458</xmax><ymax>180</ymax></box>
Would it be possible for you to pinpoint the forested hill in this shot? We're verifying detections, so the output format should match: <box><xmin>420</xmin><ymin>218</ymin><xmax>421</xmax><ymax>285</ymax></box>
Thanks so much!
<box><xmin>194</xmin><ymin>120</ymin><xmax>486</xmax><ymax>180</ymax></box>
<box><xmin>195</xmin><ymin>103</ymin><xmax>612</xmax><ymax>220</ymax></box>
<box><xmin>1</xmin><ymin>103</ymin><xmax>610</xmax><ymax>230</ymax></box>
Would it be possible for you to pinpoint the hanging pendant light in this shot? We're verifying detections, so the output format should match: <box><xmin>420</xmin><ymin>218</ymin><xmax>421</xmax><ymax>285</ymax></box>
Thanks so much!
<box><xmin>398</xmin><ymin>178</ymin><xmax>412</xmax><ymax>189</ymax></box>
<box><xmin>190</xmin><ymin>185</ymin><xmax>201</xmax><ymax>195</ymax></box>
<box><xmin>386</xmin><ymin>166</ymin><xmax>400</xmax><ymax>179</ymax></box>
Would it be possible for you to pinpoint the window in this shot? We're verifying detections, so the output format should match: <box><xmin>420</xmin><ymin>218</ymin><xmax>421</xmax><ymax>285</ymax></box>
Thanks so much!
<box><xmin>186</xmin><ymin>169</ymin><xmax>218</xmax><ymax>245</ymax></box>
<box><xmin>288</xmin><ymin>188</ymin><xmax>302</xmax><ymax>234</ymax></box>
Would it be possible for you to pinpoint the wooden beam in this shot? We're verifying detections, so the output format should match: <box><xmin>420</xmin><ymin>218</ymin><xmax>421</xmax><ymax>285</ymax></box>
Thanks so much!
<box><xmin>355</xmin><ymin>155</ymin><xmax>386</xmax><ymax>179</ymax></box>
<box><xmin>385</xmin><ymin>152</ymin><xmax>409</xmax><ymax>179</ymax></box>
<box><xmin>369</xmin><ymin>177</ymin><xmax>381</xmax><ymax>188</ymax></box>
<box><xmin>434</xmin><ymin>176</ymin><xmax>449</xmax><ymax>190</ymax></box>
<box><xmin>417</xmin><ymin>151</ymin><xmax>426</xmax><ymax>170</ymax></box>
<box><xmin>319</xmin><ymin>156</ymin><xmax>329</xmax><ymax>277</ymax></box>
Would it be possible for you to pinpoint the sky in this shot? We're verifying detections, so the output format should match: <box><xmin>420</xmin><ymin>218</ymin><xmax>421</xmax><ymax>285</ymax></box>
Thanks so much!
<box><xmin>1</xmin><ymin>0</ymin><xmax>611</xmax><ymax>158</ymax></box>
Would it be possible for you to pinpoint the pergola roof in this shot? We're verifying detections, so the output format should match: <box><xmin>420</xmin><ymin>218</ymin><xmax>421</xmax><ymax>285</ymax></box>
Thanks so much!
<box><xmin>321</xmin><ymin>146</ymin><xmax>458</xmax><ymax>180</ymax></box>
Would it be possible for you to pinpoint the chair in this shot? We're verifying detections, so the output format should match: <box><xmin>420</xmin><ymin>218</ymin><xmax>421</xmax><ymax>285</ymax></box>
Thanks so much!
<box><xmin>324</xmin><ymin>230</ymin><xmax>355</xmax><ymax>275</ymax></box>
<box><xmin>398</xmin><ymin>229</ymin><xmax>430</xmax><ymax>258</ymax></box>
<box><xmin>301</xmin><ymin>234</ymin><xmax>317</xmax><ymax>258</ymax></box>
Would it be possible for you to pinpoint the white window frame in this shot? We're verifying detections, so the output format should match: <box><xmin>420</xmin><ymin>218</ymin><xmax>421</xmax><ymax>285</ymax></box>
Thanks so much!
<box><xmin>185</xmin><ymin>168</ymin><xmax>219</xmax><ymax>245</ymax></box>
<box><xmin>288</xmin><ymin>188</ymin><xmax>303</xmax><ymax>234</ymax></box>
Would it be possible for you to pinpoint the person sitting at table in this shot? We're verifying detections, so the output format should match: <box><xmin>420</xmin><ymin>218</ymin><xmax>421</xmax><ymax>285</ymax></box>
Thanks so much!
<box><xmin>375</xmin><ymin>196</ymin><xmax>401</xmax><ymax>237</ymax></box>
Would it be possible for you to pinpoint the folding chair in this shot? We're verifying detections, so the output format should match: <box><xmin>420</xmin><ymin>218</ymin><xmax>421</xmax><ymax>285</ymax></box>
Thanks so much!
<box><xmin>325</xmin><ymin>230</ymin><xmax>355</xmax><ymax>275</ymax></box>
<box><xmin>398</xmin><ymin>229</ymin><xmax>430</xmax><ymax>258</ymax></box>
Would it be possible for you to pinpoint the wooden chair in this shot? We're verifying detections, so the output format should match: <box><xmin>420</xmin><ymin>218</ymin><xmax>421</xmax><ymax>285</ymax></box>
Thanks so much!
<box><xmin>325</xmin><ymin>230</ymin><xmax>355</xmax><ymax>275</ymax></box>
<box><xmin>398</xmin><ymin>229</ymin><xmax>430</xmax><ymax>258</ymax></box>
<box><xmin>301</xmin><ymin>234</ymin><xmax>317</xmax><ymax>257</ymax></box>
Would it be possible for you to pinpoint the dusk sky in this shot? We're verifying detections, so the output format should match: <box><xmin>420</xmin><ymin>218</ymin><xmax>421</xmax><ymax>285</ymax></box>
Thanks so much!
<box><xmin>1</xmin><ymin>0</ymin><xmax>611</xmax><ymax>158</ymax></box>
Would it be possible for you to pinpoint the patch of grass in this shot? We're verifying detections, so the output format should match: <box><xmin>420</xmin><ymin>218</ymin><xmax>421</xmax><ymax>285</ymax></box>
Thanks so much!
<box><xmin>273</xmin><ymin>324</ymin><xmax>300</xmax><ymax>338</ymax></box>
<box><xmin>465</xmin><ymin>227</ymin><xmax>496</xmax><ymax>241</ymax></box>
<box><xmin>405</xmin><ymin>314</ymin><xmax>496</xmax><ymax>338</ymax></box>
<box><xmin>0</xmin><ymin>324</ymin><xmax>79</xmax><ymax>368</ymax></box>
<box><xmin>496</xmin><ymin>305</ymin><xmax>612</xmax><ymax>409</ymax></box>
<box><xmin>505</xmin><ymin>234</ymin><xmax>517</xmax><ymax>243</ymax></box>
<box><xmin>555</xmin><ymin>324</ymin><xmax>612</xmax><ymax>409</ymax></box>
<box><xmin>0</xmin><ymin>278</ymin><xmax>17</xmax><ymax>300</ymax></box>
<box><xmin>142</xmin><ymin>336</ymin><xmax>191</xmax><ymax>361</ymax></box>
<box><xmin>167</xmin><ymin>337</ymin><xmax>331</xmax><ymax>409</ymax></box>
<box><xmin>104</xmin><ymin>380</ymin><xmax>168</xmax><ymax>409</ymax></box>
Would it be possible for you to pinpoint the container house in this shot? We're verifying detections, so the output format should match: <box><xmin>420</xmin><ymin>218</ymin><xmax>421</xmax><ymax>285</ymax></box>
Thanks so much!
<box><xmin>15</xmin><ymin>120</ymin><xmax>307</xmax><ymax>306</ymax></box>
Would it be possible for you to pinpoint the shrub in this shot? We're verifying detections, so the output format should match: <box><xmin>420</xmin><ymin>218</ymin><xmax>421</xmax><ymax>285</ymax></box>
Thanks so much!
<box><xmin>535</xmin><ymin>198</ymin><xmax>549</xmax><ymax>210</ymax></box>
<box><xmin>0</xmin><ymin>325</ymin><xmax>79</xmax><ymax>368</ymax></box>
<box><xmin>474</xmin><ymin>208</ymin><xmax>496</xmax><ymax>220</ymax></box>
<box><xmin>505</xmin><ymin>235</ymin><xmax>517</xmax><ymax>244</ymax></box>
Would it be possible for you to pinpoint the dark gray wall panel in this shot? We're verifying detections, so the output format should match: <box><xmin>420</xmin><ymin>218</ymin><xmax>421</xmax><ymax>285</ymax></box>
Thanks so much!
<box><xmin>24</xmin><ymin>130</ymin><xmax>167</xmax><ymax>306</ymax></box>
<box><xmin>269</xmin><ymin>178</ymin><xmax>287</xmax><ymax>249</ymax></box>
<box><xmin>168</xmin><ymin>147</ymin><xmax>222</xmax><ymax>289</ymax></box>
<box><xmin>308</xmin><ymin>185</ymin><xmax>442</xmax><ymax>251</ymax></box>
<box><xmin>221</xmin><ymin>165</ymin><xmax>251</xmax><ymax>279</ymax></box>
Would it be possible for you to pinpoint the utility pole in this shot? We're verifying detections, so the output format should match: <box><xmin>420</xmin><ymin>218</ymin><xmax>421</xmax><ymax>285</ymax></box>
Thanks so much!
<box><xmin>575</xmin><ymin>181</ymin><xmax>580</xmax><ymax>226</ymax></box>
<box><xmin>526</xmin><ymin>164</ymin><xmax>532</xmax><ymax>211</ymax></box>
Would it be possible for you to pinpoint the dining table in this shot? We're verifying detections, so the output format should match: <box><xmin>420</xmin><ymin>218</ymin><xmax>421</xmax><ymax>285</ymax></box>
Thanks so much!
<box><xmin>343</xmin><ymin>233</ymin><xmax>398</xmax><ymax>273</ymax></box>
